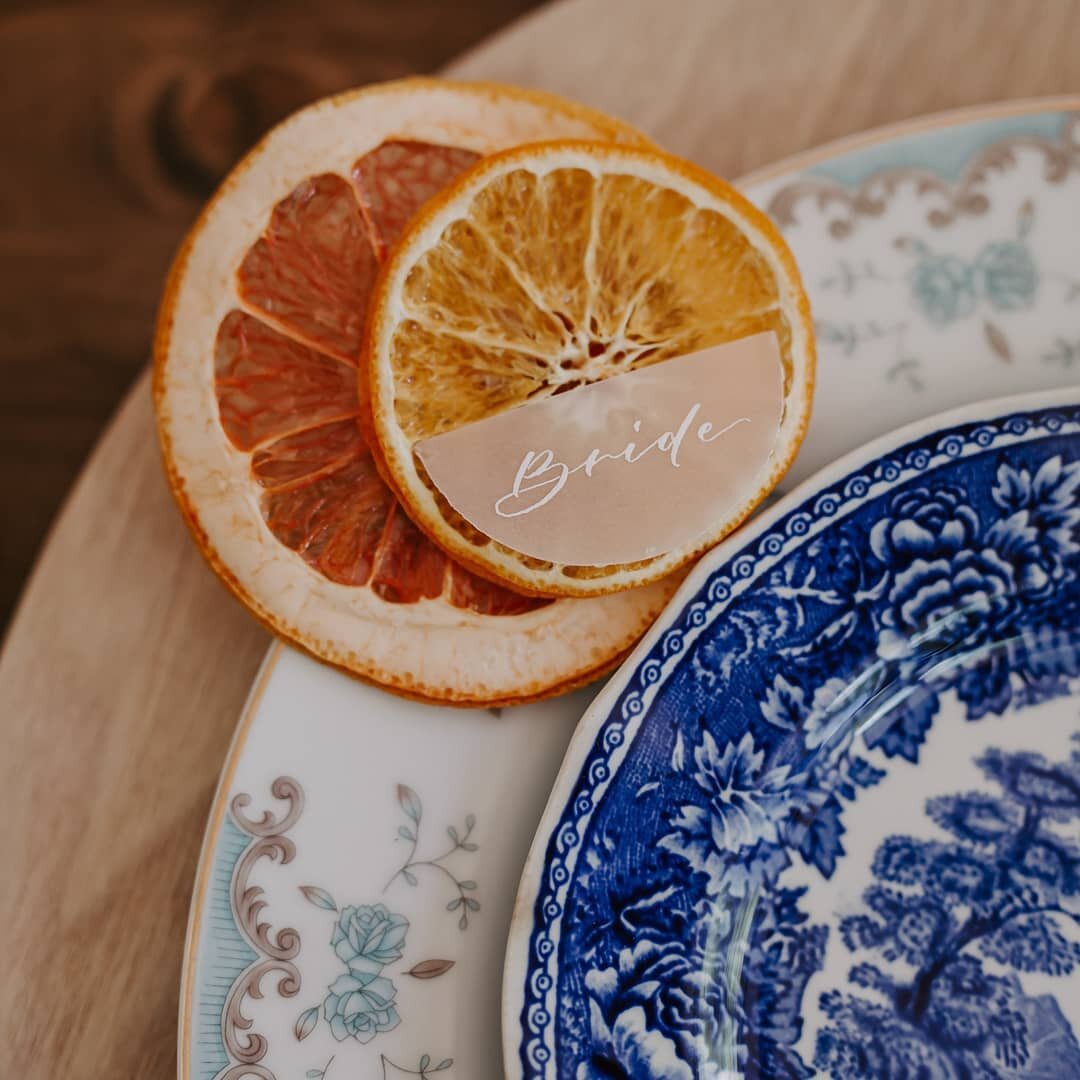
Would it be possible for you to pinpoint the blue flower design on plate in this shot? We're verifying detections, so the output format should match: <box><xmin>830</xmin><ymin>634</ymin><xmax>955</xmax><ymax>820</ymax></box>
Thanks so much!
<box><xmin>975</xmin><ymin>238</ymin><xmax>1039</xmax><ymax>311</ymax></box>
<box><xmin>507</xmin><ymin>394</ymin><xmax>1080</xmax><ymax>1079</ymax></box>
<box><xmin>331</xmin><ymin>904</ymin><xmax>409</xmax><ymax>980</ymax></box>
<box><xmin>910</xmin><ymin>253</ymin><xmax>977</xmax><ymax>326</ymax></box>
<box><xmin>324</xmin><ymin>968</ymin><xmax>402</xmax><ymax>1044</ymax></box>
<box><xmin>900</xmin><ymin>201</ymin><xmax>1039</xmax><ymax>328</ymax></box>
<box><xmin>292</xmin><ymin>783</ymin><xmax>476</xmax><ymax>1061</ymax></box>
<box><xmin>658</xmin><ymin>731</ymin><xmax>797</xmax><ymax>900</ymax></box>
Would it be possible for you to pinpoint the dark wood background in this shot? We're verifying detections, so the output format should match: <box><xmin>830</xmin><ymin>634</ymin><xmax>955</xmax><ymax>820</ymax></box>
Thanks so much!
<box><xmin>0</xmin><ymin>0</ymin><xmax>544</xmax><ymax>636</ymax></box>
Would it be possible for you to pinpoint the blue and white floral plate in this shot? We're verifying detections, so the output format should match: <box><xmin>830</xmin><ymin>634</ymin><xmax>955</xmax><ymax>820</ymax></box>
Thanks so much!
<box><xmin>504</xmin><ymin>389</ymin><xmax>1080</xmax><ymax>1079</ymax></box>
<box><xmin>181</xmin><ymin>98</ymin><xmax>1080</xmax><ymax>1080</ymax></box>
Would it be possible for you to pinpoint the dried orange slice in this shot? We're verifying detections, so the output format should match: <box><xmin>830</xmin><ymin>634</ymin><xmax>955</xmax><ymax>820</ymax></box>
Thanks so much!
<box><xmin>154</xmin><ymin>78</ymin><xmax>676</xmax><ymax>705</ymax></box>
<box><xmin>366</xmin><ymin>141</ymin><xmax>815</xmax><ymax>596</ymax></box>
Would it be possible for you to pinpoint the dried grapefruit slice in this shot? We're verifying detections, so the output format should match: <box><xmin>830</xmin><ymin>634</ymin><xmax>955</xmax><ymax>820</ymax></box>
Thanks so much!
<box><xmin>154</xmin><ymin>78</ymin><xmax>675</xmax><ymax>705</ymax></box>
<box><xmin>366</xmin><ymin>141</ymin><xmax>815</xmax><ymax>596</ymax></box>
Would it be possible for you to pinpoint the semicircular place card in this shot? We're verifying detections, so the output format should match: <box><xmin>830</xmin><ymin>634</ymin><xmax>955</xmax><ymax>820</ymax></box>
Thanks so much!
<box><xmin>415</xmin><ymin>333</ymin><xmax>784</xmax><ymax>567</ymax></box>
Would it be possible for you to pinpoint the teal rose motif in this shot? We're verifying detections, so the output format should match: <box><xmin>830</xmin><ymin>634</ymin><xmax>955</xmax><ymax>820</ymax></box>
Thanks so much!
<box><xmin>323</xmin><ymin>971</ymin><xmax>401</xmax><ymax>1043</ymax></box>
<box><xmin>975</xmin><ymin>240</ymin><xmax>1037</xmax><ymax>311</ymax></box>
<box><xmin>911</xmin><ymin>254</ymin><xmax>975</xmax><ymax>326</ymax></box>
<box><xmin>331</xmin><ymin>903</ymin><xmax>408</xmax><ymax>980</ymax></box>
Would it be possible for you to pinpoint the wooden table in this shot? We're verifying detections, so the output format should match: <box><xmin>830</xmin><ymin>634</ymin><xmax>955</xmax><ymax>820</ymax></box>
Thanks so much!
<box><xmin>5</xmin><ymin>0</ymin><xmax>1080</xmax><ymax>1074</ymax></box>
<box><xmin>0</xmin><ymin>0</ymin><xmax>548</xmax><ymax>635</ymax></box>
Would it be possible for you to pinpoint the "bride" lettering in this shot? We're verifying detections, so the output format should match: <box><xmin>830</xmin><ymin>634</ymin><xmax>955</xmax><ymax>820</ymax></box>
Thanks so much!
<box><xmin>493</xmin><ymin>402</ymin><xmax>750</xmax><ymax>519</ymax></box>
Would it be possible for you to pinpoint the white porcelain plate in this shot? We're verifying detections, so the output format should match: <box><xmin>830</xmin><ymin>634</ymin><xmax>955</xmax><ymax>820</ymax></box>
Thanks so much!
<box><xmin>180</xmin><ymin>98</ymin><xmax>1080</xmax><ymax>1080</ymax></box>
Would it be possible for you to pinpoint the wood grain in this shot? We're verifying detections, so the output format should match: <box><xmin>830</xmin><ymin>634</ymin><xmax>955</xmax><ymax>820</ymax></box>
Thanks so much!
<box><xmin>0</xmin><ymin>0</ymin><xmax>544</xmax><ymax>634</ymax></box>
<box><xmin>4</xmin><ymin>0</ymin><xmax>1080</xmax><ymax>1075</ymax></box>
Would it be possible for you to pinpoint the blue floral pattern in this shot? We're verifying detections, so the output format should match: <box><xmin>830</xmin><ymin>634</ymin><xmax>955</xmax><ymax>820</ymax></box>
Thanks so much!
<box><xmin>900</xmin><ymin>202</ymin><xmax>1038</xmax><ymax>328</ymax></box>
<box><xmin>659</xmin><ymin>731</ymin><xmax>797</xmax><ymax>900</ymax></box>
<box><xmin>294</xmin><ymin>783</ymin><xmax>476</xmax><ymax>1060</ymax></box>
<box><xmin>294</xmin><ymin>893</ymin><xmax>414</xmax><ymax>1048</ymax></box>
<box><xmin>321</xmin><ymin>904</ymin><xmax>408</xmax><ymax>1042</ymax></box>
<box><xmin>512</xmin><ymin>402</ymin><xmax>1080</xmax><ymax>1078</ymax></box>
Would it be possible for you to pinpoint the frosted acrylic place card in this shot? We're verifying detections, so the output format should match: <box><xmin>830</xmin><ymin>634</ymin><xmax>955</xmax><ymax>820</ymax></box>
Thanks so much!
<box><xmin>416</xmin><ymin>333</ymin><xmax>784</xmax><ymax>566</ymax></box>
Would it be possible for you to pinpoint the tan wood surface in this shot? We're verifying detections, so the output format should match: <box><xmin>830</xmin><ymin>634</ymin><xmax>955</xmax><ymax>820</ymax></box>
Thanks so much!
<box><xmin>4</xmin><ymin>0</ymin><xmax>1080</xmax><ymax>1074</ymax></box>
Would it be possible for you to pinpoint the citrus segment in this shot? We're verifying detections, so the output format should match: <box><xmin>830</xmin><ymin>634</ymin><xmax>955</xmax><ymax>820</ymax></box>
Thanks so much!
<box><xmin>401</xmin><ymin>220</ymin><xmax>569</xmax><ymax>353</ymax></box>
<box><xmin>470</xmin><ymin>166</ymin><xmax>596</xmax><ymax>328</ymax></box>
<box><xmin>388</xmin><ymin>319</ymin><xmax>551</xmax><ymax>441</ymax></box>
<box><xmin>449</xmin><ymin>569</ymin><xmax>542</xmax><ymax>616</ymax></box>
<box><xmin>259</xmin><ymin>454</ymin><xmax>388</xmax><ymax>586</ymax></box>
<box><xmin>155</xmin><ymin>78</ymin><xmax>675</xmax><ymax>703</ymax></box>
<box><xmin>214</xmin><ymin>311</ymin><xmax>359</xmax><ymax>450</ymax></box>
<box><xmin>352</xmin><ymin>140</ymin><xmax>480</xmax><ymax>259</ymax></box>
<box><xmin>366</xmin><ymin>141</ymin><xmax>815</xmax><ymax>597</ymax></box>
<box><xmin>368</xmin><ymin>505</ymin><xmax>449</xmax><ymax>602</ymax></box>
<box><xmin>251</xmin><ymin>418</ymin><xmax>364</xmax><ymax>491</ymax></box>
<box><xmin>237</xmin><ymin>174</ymin><xmax>377</xmax><ymax>361</ymax></box>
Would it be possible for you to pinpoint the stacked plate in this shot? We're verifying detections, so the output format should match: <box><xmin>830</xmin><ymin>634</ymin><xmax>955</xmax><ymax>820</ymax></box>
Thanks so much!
<box><xmin>180</xmin><ymin>100</ymin><xmax>1080</xmax><ymax>1080</ymax></box>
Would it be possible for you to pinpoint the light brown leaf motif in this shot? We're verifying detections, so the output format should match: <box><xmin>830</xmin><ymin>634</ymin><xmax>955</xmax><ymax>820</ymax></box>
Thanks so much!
<box><xmin>984</xmin><ymin>320</ymin><xmax>1012</xmax><ymax>363</ymax></box>
<box><xmin>295</xmin><ymin>1005</ymin><xmax>319</xmax><ymax>1041</ymax></box>
<box><xmin>407</xmin><ymin>958</ymin><xmax>455</xmax><ymax>979</ymax></box>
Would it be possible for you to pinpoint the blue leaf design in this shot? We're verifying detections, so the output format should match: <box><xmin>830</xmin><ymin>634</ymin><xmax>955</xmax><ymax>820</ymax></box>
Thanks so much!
<box><xmin>295</xmin><ymin>1005</ymin><xmax>319</xmax><ymax>1042</ymax></box>
<box><xmin>299</xmin><ymin>885</ymin><xmax>337</xmax><ymax>912</ymax></box>
<box><xmin>760</xmin><ymin>673</ymin><xmax>805</xmax><ymax>731</ymax></box>
<box><xmin>993</xmin><ymin>460</ymin><xmax>1032</xmax><ymax>511</ymax></box>
<box><xmin>397</xmin><ymin>783</ymin><xmax>422</xmax><ymax>823</ymax></box>
<box><xmin>957</xmin><ymin>656</ymin><xmax>1012</xmax><ymax>720</ymax></box>
<box><xmin>863</xmin><ymin>690</ymin><xmax>939</xmax><ymax>762</ymax></box>
<box><xmin>671</xmin><ymin>729</ymin><xmax>686</xmax><ymax>772</ymax></box>
<box><xmin>847</xmin><ymin>757</ymin><xmax>886</xmax><ymax>789</ymax></box>
<box><xmin>795</xmin><ymin>792</ymin><xmax>846</xmax><ymax>878</ymax></box>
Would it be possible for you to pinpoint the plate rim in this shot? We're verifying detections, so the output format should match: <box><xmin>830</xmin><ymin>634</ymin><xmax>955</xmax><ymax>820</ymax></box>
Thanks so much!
<box><xmin>177</xmin><ymin>641</ymin><xmax>282</xmax><ymax>1080</ymax></box>
<box><xmin>738</xmin><ymin>93</ymin><xmax>1080</xmax><ymax>188</ymax></box>
<box><xmin>178</xmin><ymin>94</ymin><xmax>1080</xmax><ymax>1080</ymax></box>
<box><xmin>502</xmin><ymin>384</ymin><xmax>1080</xmax><ymax>1077</ymax></box>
